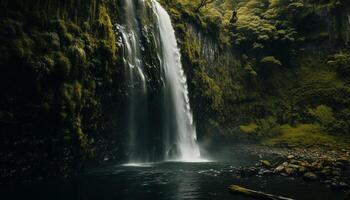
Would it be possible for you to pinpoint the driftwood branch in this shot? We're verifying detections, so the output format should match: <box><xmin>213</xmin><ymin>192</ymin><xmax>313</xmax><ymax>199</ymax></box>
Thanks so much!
<box><xmin>229</xmin><ymin>185</ymin><xmax>295</xmax><ymax>200</ymax></box>
<box><xmin>195</xmin><ymin>0</ymin><xmax>215</xmax><ymax>11</ymax></box>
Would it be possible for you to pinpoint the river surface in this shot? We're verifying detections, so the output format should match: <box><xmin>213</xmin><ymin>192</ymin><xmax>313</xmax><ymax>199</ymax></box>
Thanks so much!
<box><xmin>2</xmin><ymin>147</ymin><xmax>349</xmax><ymax>200</ymax></box>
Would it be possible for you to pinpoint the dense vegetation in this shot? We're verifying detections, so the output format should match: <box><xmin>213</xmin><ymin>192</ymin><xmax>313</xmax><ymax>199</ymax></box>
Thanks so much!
<box><xmin>161</xmin><ymin>0</ymin><xmax>350</xmax><ymax>148</ymax></box>
<box><xmin>0</xmin><ymin>0</ymin><xmax>125</xmax><ymax>181</ymax></box>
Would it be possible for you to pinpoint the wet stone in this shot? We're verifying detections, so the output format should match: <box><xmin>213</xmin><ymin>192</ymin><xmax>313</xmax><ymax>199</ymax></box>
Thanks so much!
<box><xmin>261</xmin><ymin>160</ymin><xmax>271</xmax><ymax>168</ymax></box>
<box><xmin>303</xmin><ymin>172</ymin><xmax>318</xmax><ymax>181</ymax></box>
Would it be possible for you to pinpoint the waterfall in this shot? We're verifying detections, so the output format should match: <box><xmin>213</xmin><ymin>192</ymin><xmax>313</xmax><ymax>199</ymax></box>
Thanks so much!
<box><xmin>118</xmin><ymin>0</ymin><xmax>149</xmax><ymax>162</ymax></box>
<box><xmin>118</xmin><ymin>0</ymin><xmax>202</xmax><ymax>163</ymax></box>
<box><xmin>151</xmin><ymin>0</ymin><xmax>201</xmax><ymax>161</ymax></box>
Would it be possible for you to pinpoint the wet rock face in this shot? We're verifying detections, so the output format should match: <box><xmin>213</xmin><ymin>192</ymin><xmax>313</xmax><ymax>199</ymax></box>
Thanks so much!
<box><xmin>337</xmin><ymin>1</ymin><xmax>350</xmax><ymax>45</ymax></box>
<box><xmin>0</xmin><ymin>0</ymin><xmax>124</xmax><ymax>182</ymax></box>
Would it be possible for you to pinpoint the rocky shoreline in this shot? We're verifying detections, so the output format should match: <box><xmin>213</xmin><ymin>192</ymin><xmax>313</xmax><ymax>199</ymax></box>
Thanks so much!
<box><xmin>232</xmin><ymin>145</ymin><xmax>350</xmax><ymax>191</ymax></box>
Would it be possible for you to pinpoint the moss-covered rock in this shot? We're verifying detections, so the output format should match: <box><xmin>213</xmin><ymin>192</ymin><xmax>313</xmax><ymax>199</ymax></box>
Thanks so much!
<box><xmin>0</xmin><ymin>0</ymin><xmax>123</xmax><ymax>182</ymax></box>
<box><xmin>163</xmin><ymin>0</ymin><xmax>350</xmax><ymax>148</ymax></box>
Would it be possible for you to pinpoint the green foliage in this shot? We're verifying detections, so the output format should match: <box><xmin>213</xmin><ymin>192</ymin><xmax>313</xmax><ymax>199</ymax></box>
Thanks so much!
<box><xmin>73</xmin><ymin>116</ymin><xmax>88</xmax><ymax>148</ymax></box>
<box><xmin>66</xmin><ymin>21</ymin><xmax>82</xmax><ymax>35</ymax></box>
<box><xmin>264</xmin><ymin>124</ymin><xmax>345</xmax><ymax>148</ymax></box>
<box><xmin>0</xmin><ymin>0</ymin><xmax>125</xmax><ymax>180</ymax></box>
<box><xmin>193</xmin><ymin>67</ymin><xmax>223</xmax><ymax>111</ymax></box>
<box><xmin>240</xmin><ymin>123</ymin><xmax>258</xmax><ymax>134</ymax></box>
<box><xmin>42</xmin><ymin>32</ymin><xmax>61</xmax><ymax>50</ymax></box>
<box><xmin>308</xmin><ymin>105</ymin><xmax>336</xmax><ymax>126</ymax></box>
<box><xmin>12</xmin><ymin>36</ymin><xmax>34</xmax><ymax>59</ymax></box>
<box><xmin>244</xmin><ymin>63</ymin><xmax>258</xmax><ymax>76</ymax></box>
<box><xmin>260</xmin><ymin>56</ymin><xmax>282</xmax><ymax>67</ymax></box>
<box><xmin>328</xmin><ymin>52</ymin><xmax>350</xmax><ymax>80</ymax></box>
<box><xmin>55</xmin><ymin>53</ymin><xmax>71</xmax><ymax>78</ymax></box>
<box><xmin>96</xmin><ymin>5</ymin><xmax>116</xmax><ymax>59</ymax></box>
<box><xmin>68</xmin><ymin>44</ymin><xmax>86</xmax><ymax>65</ymax></box>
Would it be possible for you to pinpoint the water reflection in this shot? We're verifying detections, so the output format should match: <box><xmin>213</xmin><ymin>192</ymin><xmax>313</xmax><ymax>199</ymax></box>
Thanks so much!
<box><xmin>171</xmin><ymin>163</ymin><xmax>201</xmax><ymax>200</ymax></box>
<box><xmin>2</xmin><ymin>159</ymin><xmax>349</xmax><ymax>200</ymax></box>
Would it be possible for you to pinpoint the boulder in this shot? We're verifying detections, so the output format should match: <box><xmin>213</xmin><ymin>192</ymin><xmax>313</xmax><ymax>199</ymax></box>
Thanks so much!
<box><xmin>331</xmin><ymin>169</ymin><xmax>341</xmax><ymax>176</ymax></box>
<box><xmin>303</xmin><ymin>172</ymin><xmax>318</xmax><ymax>181</ymax></box>
<box><xmin>261</xmin><ymin>160</ymin><xmax>271</xmax><ymax>168</ymax></box>
<box><xmin>319</xmin><ymin>169</ymin><xmax>332</xmax><ymax>178</ymax></box>
<box><xmin>298</xmin><ymin>166</ymin><xmax>306</xmax><ymax>174</ymax></box>
<box><xmin>285</xmin><ymin>168</ymin><xmax>295</xmax><ymax>175</ymax></box>
<box><xmin>330</xmin><ymin>181</ymin><xmax>349</xmax><ymax>190</ymax></box>
<box><xmin>275</xmin><ymin>165</ymin><xmax>284</xmax><ymax>173</ymax></box>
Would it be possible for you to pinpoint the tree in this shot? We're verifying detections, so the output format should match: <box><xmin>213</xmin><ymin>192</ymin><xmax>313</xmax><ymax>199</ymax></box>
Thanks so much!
<box><xmin>196</xmin><ymin>0</ymin><xmax>215</xmax><ymax>11</ymax></box>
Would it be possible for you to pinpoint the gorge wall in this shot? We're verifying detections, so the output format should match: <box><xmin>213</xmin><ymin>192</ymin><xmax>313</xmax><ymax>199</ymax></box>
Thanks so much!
<box><xmin>0</xmin><ymin>0</ymin><xmax>124</xmax><ymax>181</ymax></box>
<box><xmin>163</xmin><ymin>0</ymin><xmax>350</xmax><ymax>146</ymax></box>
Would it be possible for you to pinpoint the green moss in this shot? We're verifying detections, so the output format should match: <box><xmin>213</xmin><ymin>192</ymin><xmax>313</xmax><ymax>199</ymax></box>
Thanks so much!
<box><xmin>96</xmin><ymin>5</ymin><xmax>116</xmax><ymax>59</ymax></box>
<box><xmin>55</xmin><ymin>53</ymin><xmax>71</xmax><ymax>78</ymax></box>
<box><xmin>56</xmin><ymin>19</ymin><xmax>67</xmax><ymax>33</ymax></box>
<box><xmin>63</xmin><ymin>32</ymin><xmax>74</xmax><ymax>44</ymax></box>
<box><xmin>12</xmin><ymin>36</ymin><xmax>34</xmax><ymax>59</ymax></box>
<box><xmin>60</xmin><ymin>111</ymin><xmax>68</xmax><ymax>121</ymax></box>
<box><xmin>73</xmin><ymin>81</ymin><xmax>82</xmax><ymax>102</ymax></box>
<box><xmin>169</xmin><ymin>8</ymin><xmax>181</xmax><ymax>21</ymax></box>
<box><xmin>0</xmin><ymin>19</ymin><xmax>23</xmax><ymax>37</ymax></box>
<box><xmin>43</xmin><ymin>55</ymin><xmax>55</xmax><ymax>71</ymax></box>
<box><xmin>328</xmin><ymin>52</ymin><xmax>350</xmax><ymax>79</ymax></box>
<box><xmin>42</xmin><ymin>32</ymin><xmax>60</xmax><ymax>50</ymax></box>
<box><xmin>264</xmin><ymin>124</ymin><xmax>346</xmax><ymax>148</ymax></box>
<box><xmin>308</xmin><ymin>105</ymin><xmax>336</xmax><ymax>126</ymax></box>
<box><xmin>253</xmin><ymin>42</ymin><xmax>264</xmax><ymax>49</ymax></box>
<box><xmin>68</xmin><ymin>44</ymin><xmax>86</xmax><ymax>65</ymax></box>
<box><xmin>244</xmin><ymin>63</ymin><xmax>258</xmax><ymax>76</ymax></box>
<box><xmin>66</xmin><ymin>21</ymin><xmax>82</xmax><ymax>35</ymax></box>
<box><xmin>182</xmin><ymin>30</ymin><xmax>201</xmax><ymax>62</ymax></box>
<box><xmin>73</xmin><ymin>116</ymin><xmax>87</xmax><ymax>148</ymax></box>
<box><xmin>193</xmin><ymin>67</ymin><xmax>223</xmax><ymax>111</ymax></box>
<box><xmin>240</xmin><ymin>123</ymin><xmax>258</xmax><ymax>134</ymax></box>
<box><xmin>260</xmin><ymin>56</ymin><xmax>282</xmax><ymax>67</ymax></box>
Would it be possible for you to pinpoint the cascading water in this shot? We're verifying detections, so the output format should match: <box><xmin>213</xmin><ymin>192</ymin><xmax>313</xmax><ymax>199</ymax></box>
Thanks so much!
<box><xmin>118</xmin><ymin>0</ymin><xmax>149</xmax><ymax>162</ymax></box>
<box><xmin>151</xmin><ymin>0</ymin><xmax>201</xmax><ymax>161</ymax></box>
<box><xmin>118</xmin><ymin>0</ymin><xmax>202</xmax><ymax>163</ymax></box>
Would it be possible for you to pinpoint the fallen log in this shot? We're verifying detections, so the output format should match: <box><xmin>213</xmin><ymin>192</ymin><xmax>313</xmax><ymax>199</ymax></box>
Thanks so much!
<box><xmin>229</xmin><ymin>185</ymin><xmax>295</xmax><ymax>200</ymax></box>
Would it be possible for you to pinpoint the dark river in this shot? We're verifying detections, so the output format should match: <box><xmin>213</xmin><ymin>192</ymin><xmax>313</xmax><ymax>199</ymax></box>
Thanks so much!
<box><xmin>2</xmin><ymin>147</ymin><xmax>349</xmax><ymax>200</ymax></box>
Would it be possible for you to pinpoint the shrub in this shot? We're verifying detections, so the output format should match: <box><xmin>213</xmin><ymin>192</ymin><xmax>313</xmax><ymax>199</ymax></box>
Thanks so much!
<box><xmin>43</xmin><ymin>32</ymin><xmax>60</xmax><ymax>50</ymax></box>
<box><xmin>66</xmin><ymin>21</ymin><xmax>82</xmax><ymax>35</ymax></box>
<box><xmin>193</xmin><ymin>68</ymin><xmax>223</xmax><ymax>111</ymax></box>
<box><xmin>240</xmin><ymin>123</ymin><xmax>258</xmax><ymax>134</ymax></box>
<box><xmin>260</xmin><ymin>56</ymin><xmax>282</xmax><ymax>67</ymax></box>
<box><xmin>328</xmin><ymin>52</ymin><xmax>350</xmax><ymax>78</ymax></box>
<box><xmin>308</xmin><ymin>105</ymin><xmax>335</xmax><ymax>126</ymax></box>
<box><xmin>264</xmin><ymin>124</ymin><xmax>344</xmax><ymax>148</ymax></box>
<box><xmin>11</xmin><ymin>35</ymin><xmax>34</xmax><ymax>60</ymax></box>
<box><xmin>68</xmin><ymin>44</ymin><xmax>86</xmax><ymax>65</ymax></box>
